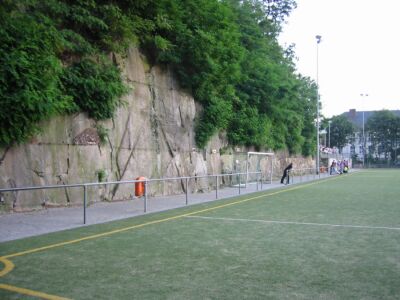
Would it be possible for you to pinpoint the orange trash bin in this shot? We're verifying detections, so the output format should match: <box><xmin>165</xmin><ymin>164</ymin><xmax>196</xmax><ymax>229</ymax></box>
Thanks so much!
<box><xmin>135</xmin><ymin>176</ymin><xmax>146</xmax><ymax>197</ymax></box>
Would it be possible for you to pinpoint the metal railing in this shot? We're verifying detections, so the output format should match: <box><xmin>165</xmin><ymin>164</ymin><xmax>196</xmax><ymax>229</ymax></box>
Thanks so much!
<box><xmin>0</xmin><ymin>171</ymin><xmax>271</xmax><ymax>224</ymax></box>
<box><xmin>0</xmin><ymin>167</ymin><xmax>332</xmax><ymax>228</ymax></box>
<box><xmin>288</xmin><ymin>166</ymin><xmax>335</xmax><ymax>184</ymax></box>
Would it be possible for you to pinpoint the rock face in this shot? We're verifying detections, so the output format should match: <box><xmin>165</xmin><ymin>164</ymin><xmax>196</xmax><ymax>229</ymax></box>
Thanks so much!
<box><xmin>0</xmin><ymin>47</ymin><xmax>314</xmax><ymax>212</ymax></box>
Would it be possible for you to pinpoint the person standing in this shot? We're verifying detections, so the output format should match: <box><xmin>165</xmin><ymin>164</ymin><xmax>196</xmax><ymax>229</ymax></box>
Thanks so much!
<box><xmin>280</xmin><ymin>163</ymin><xmax>293</xmax><ymax>184</ymax></box>
<box><xmin>330</xmin><ymin>160</ymin><xmax>336</xmax><ymax>175</ymax></box>
<box><xmin>339</xmin><ymin>160</ymin><xmax>345</xmax><ymax>174</ymax></box>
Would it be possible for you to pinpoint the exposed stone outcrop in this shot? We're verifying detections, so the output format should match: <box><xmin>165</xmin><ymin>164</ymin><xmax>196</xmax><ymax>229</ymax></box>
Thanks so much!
<box><xmin>73</xmin><ymin>128</ymin><xmax>100</xmax><ymax>145</ymax></box>
<box><xmin>0</xmin><ymin>47</ymin><xmax>314</xmax><ymax>212</ymax></box>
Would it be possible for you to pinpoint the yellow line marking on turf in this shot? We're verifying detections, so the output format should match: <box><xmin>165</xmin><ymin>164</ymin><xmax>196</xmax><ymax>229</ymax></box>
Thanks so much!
<box><xmin>0</xmin><ymin>175</ymin><xmax>347</xmax><ymax>262</ymax></box>
<box><xmin>2</xmin><ymin>214</ymin><xmax>190</xmax><ymax>260</ymax></box>
<box><xmin>0</xmin><ymin>283</ymin><xmax>71</xmax><ymax>300</ymax></box>
<box><xmin>0</xmin><ymin>257</ymin><xmax>14</xmax><ymax>277</ymax></box>
<box><xmin>0</xmin><ymin>174</ymin><xmax>349</xmax><ymax>298</ymax></box>
<box><xmin>1</xmin><ymin>175</ymin><xmax>344</xmax><ymax>263</ymax></box>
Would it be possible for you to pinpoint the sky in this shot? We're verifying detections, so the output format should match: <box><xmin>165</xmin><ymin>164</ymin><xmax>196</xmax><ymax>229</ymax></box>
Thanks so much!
<box><xmin>278</xmin><ymin>0</ymin><xmax>400</xmax><ymax>117</ymax></box>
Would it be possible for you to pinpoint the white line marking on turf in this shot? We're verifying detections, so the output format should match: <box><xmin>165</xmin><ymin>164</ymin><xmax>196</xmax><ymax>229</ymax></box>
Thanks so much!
<box><xmin>185</xmin><ymin>216</ymin><xmax>400</xmax><ymax>231</ymax></box>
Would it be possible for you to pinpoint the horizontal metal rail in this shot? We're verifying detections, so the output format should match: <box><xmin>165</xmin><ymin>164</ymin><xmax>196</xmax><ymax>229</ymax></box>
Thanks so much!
<box><xmin>0</xmin><ymin>172</ymin><xmax>261</xmax><ymax>193</ymax></box>
<box><xmin>0</xmin><ymin>172</ymin><xmax>264</xmax><ymax>225</ymax></box>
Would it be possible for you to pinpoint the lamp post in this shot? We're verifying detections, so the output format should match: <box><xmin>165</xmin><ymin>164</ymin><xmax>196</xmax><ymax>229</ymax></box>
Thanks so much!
<box><xmin>328</xmin><ymin>120</ymin><xmax>331</xmax><ymax>148</ymax></box>
<box><xmin>316</xmin><ymin>35</ymin><xmax>322</xmax><ymax>175</ymax></box>
<box><xmin>360</xmin><ymin>93</ymin><xmax>368</xmax><ymax>167</ymax></box>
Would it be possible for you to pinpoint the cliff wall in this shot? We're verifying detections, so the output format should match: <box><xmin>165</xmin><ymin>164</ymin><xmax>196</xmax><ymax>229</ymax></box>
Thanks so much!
<box><xmin>0</xmin><ymin>48</ymin><xmax>314</xmax><ymax>212</ymax></box>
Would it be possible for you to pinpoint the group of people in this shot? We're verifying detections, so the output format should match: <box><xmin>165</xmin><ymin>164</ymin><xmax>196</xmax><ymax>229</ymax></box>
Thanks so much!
<box><xmin>279</xmin><ymin>159</ymin><xmax>349</xmax><ymax>186</ymax></box>
<box><xmin>329</xmin><ymin>160</ymin><xmax>349</xmax><ymax>175</ymax></box>
<box><xmin>280</xmin><ymin>159</ymin><xmax>349</xmax><ymax>185</ymax></box>
<box><xmin>320</xmin><ymin>146</ymin><xmax>339</xmax><ymax>154</ymax></box>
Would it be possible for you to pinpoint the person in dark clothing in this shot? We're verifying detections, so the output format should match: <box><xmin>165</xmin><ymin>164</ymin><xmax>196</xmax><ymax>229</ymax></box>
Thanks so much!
<box><xmin>280</xmin><ymin>163</ymin><xmax>293</xmax><ymax>184</ymax></box>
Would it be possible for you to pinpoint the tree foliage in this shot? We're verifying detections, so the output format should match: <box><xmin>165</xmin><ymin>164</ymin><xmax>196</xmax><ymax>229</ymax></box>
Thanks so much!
<box><xmin>366</xmin><ymin>110</ymin><xmax>400</xmax><ymax>161</ymax></box>
<box><xmin>0</xmin><ymin>3</ymin><xmax>72</xmax><ymax>145</ymax></box>
<box><xmin>61</xmin><ymin>57</ymin><xmax>127</xmax><ymax>120</ymax></box>
<box><xmin>329</xmin><ymin>115</ymin><xmax>355</xmax><ymax>153</ymax></box>
<box><xmin>1</xmin><ymin>0</ymin><xmax>319</xmax><ymax>156</ymax></box>
<box><xmin>0</xmin><ymin>0</ymin><xmax>129</xmax><ymax>146</ymax></box>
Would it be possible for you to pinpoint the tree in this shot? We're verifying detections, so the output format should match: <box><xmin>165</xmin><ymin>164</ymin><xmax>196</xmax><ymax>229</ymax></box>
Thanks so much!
<box><xmin>366</xmin><ymin>110</ymin><xmax>400</xmax><ymax>162</ymax></box>
<box><xmin>1</xmin><ymin>0</ymin><xmax>319</xmax><ymax>155</ymax></box>
<box><xmin>329</xmin><ymin>115</ymin><xmax>355</xmax><ymax>153</ymax></box>
<box><xmin>226</xmin><ymin>0</ymin><xmax>317</xmax><ymax>154</ymax></box>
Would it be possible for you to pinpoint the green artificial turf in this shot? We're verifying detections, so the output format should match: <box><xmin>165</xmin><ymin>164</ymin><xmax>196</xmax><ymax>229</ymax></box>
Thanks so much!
<box><xmin>1</xmin><ymin>170</ymin><xmax>399</xmax><ymax>299</ymax></box>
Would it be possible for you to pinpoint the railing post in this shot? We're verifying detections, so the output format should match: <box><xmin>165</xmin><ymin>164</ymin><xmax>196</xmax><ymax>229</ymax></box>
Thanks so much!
<box><xmin>256</xmin><ymin>173</ymin><xmax>259</xmax><ymax>191</ymax></box>
<box><xmin>83</xmin><ymin>184</ymin><xmax>87</xmax><ymax>225</ymax></box>
<box><xmin>239</xmin><ymin>174</ymin><xmax>241</xmax><ymax>195</ymax></box>
<box><xmin>270</xmin><ymin>158</ymin><xmax>274</xmax><ymax>184</ymax></box>
<box><xmin>215</xmin><ymin>176</ymin><xmax>218</xmax><ymax>199</ymax></box>
<box><xmin>185</xmin><ymin>177</ymin><xmax>189</xmax><ymax>205</ymax></box>
<box><xmin>144</xmin><ymin>179</ymin><xmax>147</xmax><ymax>213</ymax></box>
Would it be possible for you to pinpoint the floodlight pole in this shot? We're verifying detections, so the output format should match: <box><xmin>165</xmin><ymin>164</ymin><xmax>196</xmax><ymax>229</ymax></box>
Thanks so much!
<box><xmin>363</xmin><ymin>110</ymin><xmax>365</xmax><ymax>167</ymax></box>
<box><xmin>360</xmin><ymin>93</ymin><xmax>369</xmax><ymax>168</ymax></box>
<box><xmin>328</xmin><ymin>120</ymin><xmax>331</xmax><ymax>148</ymax></box>
<box><xmin>316</xmin><ymin>35</ymin><xmax>322</xmax><ymax>175</ymax></box>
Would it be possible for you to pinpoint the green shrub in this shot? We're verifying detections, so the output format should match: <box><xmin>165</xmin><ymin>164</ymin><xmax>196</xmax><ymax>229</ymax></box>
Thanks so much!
<box><xmin>96</xmin><ymin>124</ymin><xmax>109</xmax><ymax>145</ymax></box>
<box><xmin>61</xmin><ymin>57</ymin><xmax>127</xmax><ymax>120</ymax></box>
<box><xmin>0</xmin><ymin>8</ymin><xmax>74</xmax><ymax>146</ymax></box>
<box><xmin>0</xmin><ymin>1</ymin><xmax>130</xmax><ymax>146</ymax></box>
<box><xmin>96</xmin><ymin>169</ymin><xmax>107</xmax><ymax>182</ymax></box>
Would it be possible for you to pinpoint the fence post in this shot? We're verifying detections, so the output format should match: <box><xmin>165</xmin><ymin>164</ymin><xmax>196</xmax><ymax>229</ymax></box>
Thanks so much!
<box><xmin>261</xmin><ymin>172</ymin><xmax>263</xmax><ymax>190</ymax></box>
<box><xmin>185</xmin><ymin>177</ymin><xmax>189</xmax><ymax>205</ymax></box>
<box><xmin>83</xmin><ymin>184</ymin><xmax>87</xmax><ymax>225</ymax></box>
